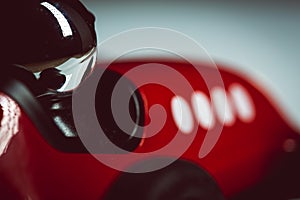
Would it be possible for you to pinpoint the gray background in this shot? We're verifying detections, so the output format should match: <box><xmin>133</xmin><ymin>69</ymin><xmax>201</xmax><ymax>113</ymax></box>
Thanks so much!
<box><xmin>82</xmin><ymin>0</ymin><xmax>300</xmax><ymax>131</ymax></box>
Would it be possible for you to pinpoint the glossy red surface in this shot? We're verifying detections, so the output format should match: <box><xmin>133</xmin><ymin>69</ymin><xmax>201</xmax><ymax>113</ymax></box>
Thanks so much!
<box><xmin>108</xmin><ymin>60</ymin><xmax>299</xmax><ymax>197</ymax></box>
<box><xmin>0</xmin><ymin>60</ymin><xmax>298</xmax><ymax>199</ymax></box>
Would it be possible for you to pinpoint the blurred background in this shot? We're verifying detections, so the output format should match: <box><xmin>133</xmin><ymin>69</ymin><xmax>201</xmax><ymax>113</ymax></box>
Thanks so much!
<box><xmin>81</xmin><ymin>0</ymin><xmax>300</xmax><ymax>131</ymax></box>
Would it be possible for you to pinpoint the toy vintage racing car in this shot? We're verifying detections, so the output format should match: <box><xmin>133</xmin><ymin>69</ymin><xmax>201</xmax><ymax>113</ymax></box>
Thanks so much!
<box><xmin>0</xmin><ymin>0</ymin><xmax>299</xmax><ymax>199</ymax></box>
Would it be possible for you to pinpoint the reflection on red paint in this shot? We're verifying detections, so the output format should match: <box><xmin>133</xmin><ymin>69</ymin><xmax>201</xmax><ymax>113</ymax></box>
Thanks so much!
<box><xmin>0</xmin><ymin>93</ymin><xmax>21</xmax><ymax>156</ymax></box>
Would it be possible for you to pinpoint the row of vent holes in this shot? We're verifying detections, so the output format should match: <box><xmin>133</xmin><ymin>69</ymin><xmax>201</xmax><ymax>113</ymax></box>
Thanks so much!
<box><xmin>171</xmin><ymin>83</ymin><xmax>256</xmax><ymax>134</ymax></box>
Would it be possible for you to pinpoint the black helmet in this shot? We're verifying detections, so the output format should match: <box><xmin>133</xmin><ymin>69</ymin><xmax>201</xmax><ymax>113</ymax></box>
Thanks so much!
<box><xmin>0</xmin><ymin>1</ymin><xmax>144</xmax><ymax>152</ymax></box>
<box><xmin>0</xmin><ymin>0</ymin><xmax>98</xmax><ymax>145</ymax></box>
<box><xmin>2</xmin><ymin>0</ymin><xmax>97</xmax><ymax>92</ymax></box>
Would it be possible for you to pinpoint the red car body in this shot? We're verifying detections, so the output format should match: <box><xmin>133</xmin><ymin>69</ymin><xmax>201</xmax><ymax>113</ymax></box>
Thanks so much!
<box><xmin>0</xmin><ymin>60</ymin><xmax>299</xmax><ymax>199</ymax></box>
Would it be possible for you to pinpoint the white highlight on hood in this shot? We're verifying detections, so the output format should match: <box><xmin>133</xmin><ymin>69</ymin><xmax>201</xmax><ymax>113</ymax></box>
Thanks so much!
<box><xmin>171</xmin><ymin>96</ymin><xmax>194</xmax><ymax>134</ymax></box>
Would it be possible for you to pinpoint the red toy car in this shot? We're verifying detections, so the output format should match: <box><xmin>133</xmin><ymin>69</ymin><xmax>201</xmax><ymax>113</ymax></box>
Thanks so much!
<box><xmin>1</xmin><ymin>1</ymin><xmax>299</xmax><ymax>199</ymax></box>
<box><xmin>0</xmin><ymin>59</ymin><xmax>299</xmax><ymax>200</ymax></box>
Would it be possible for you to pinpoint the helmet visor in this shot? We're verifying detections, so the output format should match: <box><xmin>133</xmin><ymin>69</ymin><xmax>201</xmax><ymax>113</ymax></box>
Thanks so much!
<box><xmin>33</xmin><ymin>47</ymin><xmax>97</xmax><ymax>92</ymax></box>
